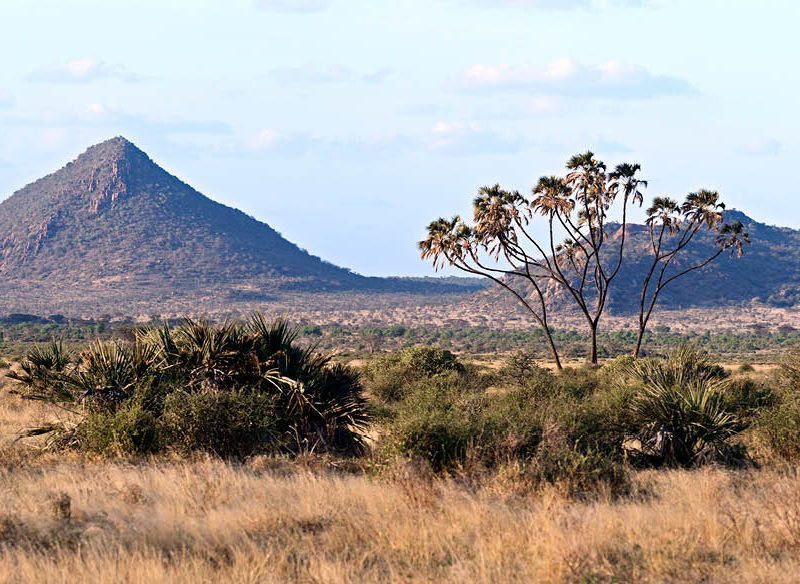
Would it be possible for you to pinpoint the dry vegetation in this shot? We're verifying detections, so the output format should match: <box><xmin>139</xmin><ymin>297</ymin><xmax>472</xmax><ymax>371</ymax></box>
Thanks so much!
<box><xmin>1</xmin><ymin>365</ymin><xmax>799</xmax><ymax>583</ymax></box>
<box><xmin>1</xmin><ymin>451</ymin><xmax>800</xmax><ymax>583</ymax></box>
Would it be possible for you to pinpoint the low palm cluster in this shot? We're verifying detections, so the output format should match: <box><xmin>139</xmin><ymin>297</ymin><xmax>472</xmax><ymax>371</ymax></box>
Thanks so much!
<box><xmin>9</xmin><ymin>313</ymin><xmax>368</xmax><ymax>455</ymax></box>
<box><xmin>623</xmin><ymin>346</ymin><xmax>742</xmax><ymax>466</ymax></box>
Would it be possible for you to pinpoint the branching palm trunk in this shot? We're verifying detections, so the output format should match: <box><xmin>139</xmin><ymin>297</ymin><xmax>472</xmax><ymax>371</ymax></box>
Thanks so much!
<box><xmin>633</xmin><ymin>196</ymin><xmax>748</xmax><ymax>357</ymax></box>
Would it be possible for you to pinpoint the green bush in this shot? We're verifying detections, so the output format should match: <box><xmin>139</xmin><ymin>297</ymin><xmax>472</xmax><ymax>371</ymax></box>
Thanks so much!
<box><xmin>623</xmin><ymin>346</ymin><xmax>743</xmax><ymax>467</ymax></box>
<box><xmin>387</xmin><ymin>376</ymin><xmax>484</xmax><ymax>470</ymax></box>
<box><xmin>160</xmin><ymin>389</ymin><xmax>277</xmax><ymax>457</ymax></box>
<box><xmin>7</xmin><ymin>340</ymin><xmax>74</xmax><ymax>402</ymax></box>
<box><xmin>399</xmin><ymin>346</ymin><xmax>463</xmax><ymax>376</ymax></box>
<box><xmin>526</xmin><ymin>444</ymin><xmax>630</xmax><ymax>497</ymax></box>
<box><xmin>77</xmin><ymin>401</ymin><xmax>160</xmax><ymax>455</ymax></box>
<box><xmin>780</xmin><ymin>350</ymin><xmax>800</xmax><ymax>389</ymax></box>
<box><xmin>553</xmin><ymin>366</ymin><xmax>600</xmax><ymax>400</ymax></box>
<box><xmin>599</xmin><ymin>354</ymin><xmax>637</xmax><ymax>382</ymax></box>
<box><xmin>362</xmin><ymin>353</ymin><xmax>409</xmax><ymax>402</ymax></box>
<box><xmin>8</xmin><ymin>313</ymin><xmax>370</xmax><ymax>458</ymax></box>
<box><xmin>383</xmin><ymin>366</ymin><xmax>627</xmax><ymax>492</ymax></box>
<box><xmin>723</xmin><ymin>377</ymin><xmax>774</xmax><ymax>421</ymax></box>
<box><xmin>748</xmin><ymin>365</ymin><xmax>800</xmax><ymax>461</ymax></box>
<box><xmin>496</xmin><ymin>351</ymin><xmax>542</xmax><ymax>384</ymax></box>
<box><xmin>751</xmin><ymin>396</ymin><xmax>800</xmax><ymax>461</ymax></box>
<box><xmin>364</xmin><ymin>346</ymin><xmax>465</xmax><ymax>403</ymax></box>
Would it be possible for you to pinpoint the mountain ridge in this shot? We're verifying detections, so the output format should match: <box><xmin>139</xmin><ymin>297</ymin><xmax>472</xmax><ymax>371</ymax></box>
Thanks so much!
<box><xmin>0</xmin><ymin>137</ymin><xmax>361</xmax><ymax>287</ymax></box>
<box><xmin>488</xmin><ymin>207</ymin><xmax>800</xmax><ymax>314</ymax></box>
<box><xmin>0</xmin><ymin>137</ymin><xmax>798</xmax><ymax>317</ymax></box>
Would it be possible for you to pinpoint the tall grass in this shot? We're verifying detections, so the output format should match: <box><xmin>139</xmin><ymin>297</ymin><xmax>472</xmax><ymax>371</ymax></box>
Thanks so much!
<box><xmin>1</xmin><ymin>456</ymin><xmax>800</xmax><ymax>583</ymax></box>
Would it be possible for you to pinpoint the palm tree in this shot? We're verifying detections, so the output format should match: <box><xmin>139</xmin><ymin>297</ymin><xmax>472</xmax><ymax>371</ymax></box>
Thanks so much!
<box><xmin>531</xmin><ymin>176</ymin><xmax>574</xmax><ymax>216</ymax></box>
<box><xmin>419</xmin><ymin>200</ymin><xmax>564</xmax><ymax>369</ymax></box>
<box><xmin>421</xmin><ymin>152</ymin><xmax>648</xmax><ymax>367</ymax></box>
<box><xmin>633</xmin><ymin>188</ymin><xmax>750</xmax><ymax>357</ymax></box>
<box><xmin>610</xmin><ymin>163</ymin><xmax>647</xmax><ymax>207</ymax></box>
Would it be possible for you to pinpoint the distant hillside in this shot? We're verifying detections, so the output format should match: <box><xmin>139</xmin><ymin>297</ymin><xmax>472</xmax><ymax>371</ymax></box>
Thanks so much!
<box><xmin>0</xmin><ymin>137</ymin><xmax>365</xmax><ymax>288</ymax></box>
<box><xmin>0</xmin><ymin>138</ymin><xmax>484</xmax><ymax>315</ymax></box>
<box><xmin>489</xmin><ymin>209</ymin><xmax>800</xmax><ymax>314</ymax></box>
<box><xmin>0</xmin><ymin>137</ymin><xmax>796</xmax><ymax>319</ymax></box>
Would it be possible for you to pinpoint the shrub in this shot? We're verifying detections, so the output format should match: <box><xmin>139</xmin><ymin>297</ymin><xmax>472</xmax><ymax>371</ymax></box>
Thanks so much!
<box><xmin>67</xmin><ymin>340</ymin><xmax>159</xmax><ymax>405</ymax></box>
<box><xmin>7</xmin><ymin>340</ymin><xmax>74</xmax><ymax>402</ymax></box>
<box><xmin>160</xmin><ymin>389</ymin><xmax>277</xmax><ymax>457</ymax></box>
<box><xmin>751</xmin><ymin>396</ymin><xmax>800</xmax><ymax>462</ymax></box>
<box><xmin>496</xmin><ymin>350</ymin><xmax>547</xmax><ymax>386</ymax></box>
<box><xmin>399</xmin><ymin>346</ymin><xmax>463</xmax><ymax>376</ymax></box>
<box><xmin>780</xmin><ymin>350</ymin><xmax>800</xmax><ymax>388</ymax></box>
<box><xmin>747</xmin><ymin>365</ymin><xmax>800</xmax><ymax>462</ymax></box>
<box><xmin>623</xmin><ymin>346</ymin><xmax>743</xmax><ymax>467</ymax></box>
<box><xmin>77</xmin><ymin>401</ymin><xmax>160</xmax><ymax>455</ymax></box>
<box><xmin>554</xmin><ymin>366</ymin><xmax>600</xmax><ymax>400</ymax></box>
<box><xmin>383</xmin><ymin>366</ymin><xmax>627</xmax><ymax>494</ymax></box>
<box><xmin>526</xmin><ymin>444</ymin><xmax>629</xmax><ymax>497</ymax></box>
<box><xmin>387</xmin><ymin>376</ymin><xmax>483</xmax><ymax>470</ymax></box>
<box><xmin>599</xmin><ymin>354</ymin><xmax>637</xmax><ymax>382</ymax></box>
<box><xmin>362</xmin><ymin>353</ymin><xmax>407</xmax><ymax>402</ymax></box>
<box><xmin>723</xmin><ymin>377</ymin><xmax>774</xmax><ymax>421</ymax></box>
<box><xmin>364</xmin><ymin>346</ymin><xmax>465</xmax><ymax>403</ymax></box>
<box><xmin>8</xmin><ymin>314</ymin><xmax>370</xmax><ymax>457</ymax></box>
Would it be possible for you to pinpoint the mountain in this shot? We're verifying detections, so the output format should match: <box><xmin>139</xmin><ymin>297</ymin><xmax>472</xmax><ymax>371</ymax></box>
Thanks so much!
<box><xmin>0</xmin><ymin>137</ymin><xmax>483</xmax><ymax>316</ymax></box>
<box><xmin>0</xmin><ymin>137</ymin><xmax>361</xmax><ymax>288</ymax></box>
<box><xmin>1</xmin><ymin>137</ymin><xmax>797</xmax><ymax>319</ymax></box>
<box><xmin>495</xmin><ymin>209</ymin><xmax>800</xmax><ymax>314</ymax></box>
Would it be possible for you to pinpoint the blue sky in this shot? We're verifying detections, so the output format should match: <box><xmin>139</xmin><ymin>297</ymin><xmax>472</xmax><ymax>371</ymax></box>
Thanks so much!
<box><xmin>0</xmin><ymin>0</ymin><xmax>796</xmax><ymax>276</ymax></box>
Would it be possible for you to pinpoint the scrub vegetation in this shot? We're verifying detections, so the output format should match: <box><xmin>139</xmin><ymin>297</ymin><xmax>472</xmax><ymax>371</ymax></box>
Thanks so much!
<box><xmin>2</xmin><ymin>319</ymin><xmax>800</xmax><ymax>582</ymax></box>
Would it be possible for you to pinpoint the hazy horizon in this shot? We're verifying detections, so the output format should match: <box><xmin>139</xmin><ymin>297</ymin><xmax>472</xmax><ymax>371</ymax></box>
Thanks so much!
<box><xmin>0</xmin><ymin>0</ymin><xmax>796</xmax><ymax>276</ymax></box>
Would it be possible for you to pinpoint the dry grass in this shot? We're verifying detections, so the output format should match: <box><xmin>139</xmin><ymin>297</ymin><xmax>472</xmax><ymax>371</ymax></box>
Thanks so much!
<box><xmin>0</xmin><ymin>454</ymin><xmax>797</xmax><ymax>583</ymax></box>
<box><xmin>1</xmin><ymin>366</ymin><xmax>799</xmax><ymax>583</ymax></box>
<box><xmin>0</xmin><ymin>385</ymin><xmax>78</xmax><ymax>452</ymax></box>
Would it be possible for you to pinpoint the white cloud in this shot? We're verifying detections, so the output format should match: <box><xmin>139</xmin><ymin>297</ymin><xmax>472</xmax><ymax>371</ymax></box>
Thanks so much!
<box><xmin>255</xmin><ymin>0</ymin><xmax>329</xmax><ymax>13</ymax></box>
<box><xmin>239</xmin><ymin>122</ymin><xmax>521</xmax><ymax>159</ymax></box>
<box><xmin>529</xmin><ymin>96</ymin><xmax>560</xmax><ymax>114</ymax></box>
<box><xmin>455</xmin><ymin>58</ymin><xmax>693</xmax><ymax>99</ymax></box>
<box><xmin>735</xmin><ymin>138</ymin><xmax>781</xmax><ymax>156</ymax></box>
<box><xmin>267</xmin><ymin>65</ymin><xmax>393</xmax><ymax>84</ymax></box>
<box><xmin>29</xmin><ymin>57</ymin><xmax>138</xmax><ymax>83</ymax></box>
<box><xmin>10</xmin><ymin>103</ymin><xmax>230</xmax><ymax>138</ymax></box>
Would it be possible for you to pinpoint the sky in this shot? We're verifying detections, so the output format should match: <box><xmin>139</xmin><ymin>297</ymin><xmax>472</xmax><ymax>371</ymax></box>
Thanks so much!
<box><xmin>0</xmin><ymin>0</ymin><xmax>797</xmax><ymax>276</ymax></box>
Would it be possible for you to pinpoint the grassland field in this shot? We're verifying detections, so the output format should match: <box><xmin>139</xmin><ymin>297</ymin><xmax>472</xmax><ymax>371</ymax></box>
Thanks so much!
<box><xmin>1</xmin><ymin>328</ymin><xmax>800</xmax><ymax>584</ymax></box>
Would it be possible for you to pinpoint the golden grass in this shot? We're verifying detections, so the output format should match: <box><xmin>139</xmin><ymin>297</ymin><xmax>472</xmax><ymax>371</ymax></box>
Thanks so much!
<box><xmin>1</xmin><ymin>370</ymin><xmax>798</xmax><ymax>583</ymax></box>
<box><xmin>0</xmin><ymin>388</ymin><xmax>78</xmax><ymax>451</ymax></box>
<box><xmin>0</xmin><ymin>453</ymin><xmax>798</xmax><ymax>583</ymax></box>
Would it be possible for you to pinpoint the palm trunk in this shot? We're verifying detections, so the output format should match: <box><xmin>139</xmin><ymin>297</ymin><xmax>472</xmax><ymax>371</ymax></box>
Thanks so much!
<box><xmin>544</xmin><ymin>330</ymin><xmax>563</xmax><ymax>370</ymax></box>
<box><xmin>589</xmin><ymin>323</ymin><xmax>598</xmax><ymax>365</ymax></box>
<box><xmin>633</xmin><ymin>327</ymin><xmax>645</xmax><ymax>358</ymax></box>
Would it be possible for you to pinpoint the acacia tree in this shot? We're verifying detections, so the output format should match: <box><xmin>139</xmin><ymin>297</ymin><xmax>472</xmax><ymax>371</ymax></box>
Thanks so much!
<box><xmin>635</xmin><ymin>191</ymin><xmax>749</xmax><ymax>357</ymax></box>
<box><xmin>420</xmin><ymin>152</ymin><xmax>648</xmax><ymax>366</ymax></box>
